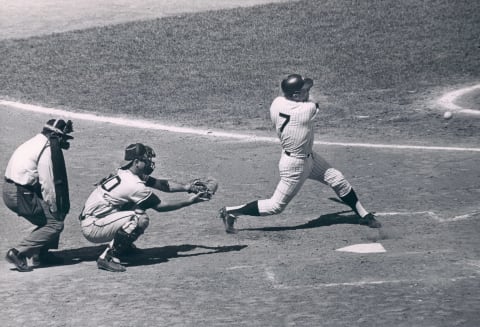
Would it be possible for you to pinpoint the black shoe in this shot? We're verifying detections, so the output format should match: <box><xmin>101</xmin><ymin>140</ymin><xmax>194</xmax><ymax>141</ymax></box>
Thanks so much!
<box><xmin>359</xmin><ymin>213</ymin><xmax>382</xmax><ymax>228</ymax></box>
<box><xmin>31</xmin><ymin>251</ymin><xmax>64</xmax><ymax>267</ymax></box>
<box><xmin>5</xmin><ymin>248</ymin><xmax>32</xmax><ymax>272</ymax></box>
<box><xmin>97</xmin><ymin>251</ymin><xmax>126</xmax><ymax>272</ymax></box>
<box><xmin>219</xmin><ymin>207</ymin><xmax>237</xmax><ymax>234</ymax></box>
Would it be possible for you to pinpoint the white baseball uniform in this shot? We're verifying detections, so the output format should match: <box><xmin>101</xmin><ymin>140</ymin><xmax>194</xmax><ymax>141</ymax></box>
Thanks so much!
<box><xmin>257</xmin><ymin>96</ymin><xmax>352</xmax><ymax>215</ymax></box>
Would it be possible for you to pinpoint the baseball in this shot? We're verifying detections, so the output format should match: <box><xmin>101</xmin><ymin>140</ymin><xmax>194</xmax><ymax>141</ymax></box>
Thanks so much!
<box><xmin>443</xmin><ymin>111</ymin><xmax>453</xmax><ymax>120</ymax></box>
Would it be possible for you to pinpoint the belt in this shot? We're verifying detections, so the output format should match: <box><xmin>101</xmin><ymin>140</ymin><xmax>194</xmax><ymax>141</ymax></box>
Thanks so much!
<box><xmin>4</xmin><ymin>177</ymin><xmax>14</xmax><ymax>184</ymax></box>
<box><xmin>284</xmin><ymin>151</ymin><xmax>311</xmax><ymax>158</ymax></box>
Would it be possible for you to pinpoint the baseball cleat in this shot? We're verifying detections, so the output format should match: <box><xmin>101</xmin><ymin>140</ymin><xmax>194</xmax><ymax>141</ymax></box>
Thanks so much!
<box><xmin>359</xmin><ymin>213</ymin><xmax>382</xmax><ymax>228</ymax></box>
<box><xmin>97</xmin><ymin>251</ymin><xmax>126</xmax><ymax>272</ymax></box>
<box><xmin>219</xmin><ymin>207</ymin><xmax>237</xmax><ymax>234</ymax></box>
<box><xmin>5</xmin><ymin>248</ymin><xmax>32</xmax><ymax>272</ymax></box>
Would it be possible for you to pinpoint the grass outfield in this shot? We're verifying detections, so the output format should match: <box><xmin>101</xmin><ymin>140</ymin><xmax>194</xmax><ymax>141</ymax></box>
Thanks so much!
<box><xmin>0</xmin><ymin>0</ymin><xmax>479</xmax><ymax>143</ymax></box>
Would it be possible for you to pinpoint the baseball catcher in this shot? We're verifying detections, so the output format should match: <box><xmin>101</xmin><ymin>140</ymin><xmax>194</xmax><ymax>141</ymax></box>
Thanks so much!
<box><xmin>79</xmin><ymin>143</ymin><xmax>219</xmax><ymax>272</ymax></box>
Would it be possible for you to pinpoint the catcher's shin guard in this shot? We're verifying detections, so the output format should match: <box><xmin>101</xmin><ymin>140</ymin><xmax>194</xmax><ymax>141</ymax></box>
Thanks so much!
<box><xmin>112</xmin><ymin>226</ymin><xmax>144</xmax><ymax>254</ymax></box>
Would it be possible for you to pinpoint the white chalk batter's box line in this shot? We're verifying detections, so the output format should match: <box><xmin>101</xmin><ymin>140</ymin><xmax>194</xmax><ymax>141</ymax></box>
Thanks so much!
<box><xmin>263</xmin><ymin>262</ymin><xmax>480</xmax><ymax>290</ymax></box>
<box><xmin>377</xmin><ymin>210</ymin><xmax>480</xmax><ymax>222</ymax></box>
<box><xmin>265</xmin><ymin>275</ymin><xmax>479</xmax><ymax>290</ymax></box>
<box><xmin>227</xmin><ymin>265</ymin><xmax>480</xmax><ymax>289</ymax></box>
<box><xmin>1</xmin><ymin>99</ymin><xmax>480</xmax><ymax>153</ymax></box>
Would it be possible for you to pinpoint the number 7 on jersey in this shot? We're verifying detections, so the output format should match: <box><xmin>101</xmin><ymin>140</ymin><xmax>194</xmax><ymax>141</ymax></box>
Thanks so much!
<box><xmin>279</xmin><ymin>113</ymin><xmax>290</xmax><ymax>133</ymax></box>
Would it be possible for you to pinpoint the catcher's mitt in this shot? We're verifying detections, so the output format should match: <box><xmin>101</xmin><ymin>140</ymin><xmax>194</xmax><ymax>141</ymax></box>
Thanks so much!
<box><xmin>188</xmin><ymin>177</ymin><xmax>219</xmax><ymax>199</ymax></box>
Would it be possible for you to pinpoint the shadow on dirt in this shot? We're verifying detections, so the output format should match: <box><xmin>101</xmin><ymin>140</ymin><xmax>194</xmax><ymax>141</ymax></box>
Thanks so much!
<box><xmin>241</xmin><ymin>210</ymin><xmax>361</xmax><ymax>232</ymax></box>
<box><xmin>124</xmin><ymin>244</ymin><xmax>247</xmax><ymax>267</ymax></box>
<box><xmin>47</xmin><ymin>244</ymin><xmax>247</xmax><ymax>268</ymax></box>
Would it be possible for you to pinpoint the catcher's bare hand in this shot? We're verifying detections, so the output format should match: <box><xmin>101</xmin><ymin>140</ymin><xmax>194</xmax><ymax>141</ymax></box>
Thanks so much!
<box><xmin>187</xmin><ymin>177</ymin><xmax>218</xmax><ymax>199</ymax></box>
<box><xmin>189</xmin><ymin>192</ymin><xmax>210</xmax><ymax>203</ymax></box>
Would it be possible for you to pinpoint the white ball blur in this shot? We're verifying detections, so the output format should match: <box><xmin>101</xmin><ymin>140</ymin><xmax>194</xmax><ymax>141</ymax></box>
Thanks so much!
<box><xmin>443</xmin><ymin>111</ymin><xmax>453</xmax><ymax>120</ymax></box>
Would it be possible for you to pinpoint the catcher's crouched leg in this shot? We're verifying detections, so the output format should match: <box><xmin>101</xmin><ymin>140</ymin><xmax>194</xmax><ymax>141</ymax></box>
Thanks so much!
<box><xmin>112</xmin><ymin>211</ymin><xmax>149</xmax><ymax>256</ymax></box>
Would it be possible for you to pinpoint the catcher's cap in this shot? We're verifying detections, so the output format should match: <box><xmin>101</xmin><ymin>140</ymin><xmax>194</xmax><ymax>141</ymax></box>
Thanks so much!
<box><xmin>42</xmin><ymin>119</ymin><xmax>74</xmax><ymax>139</ymax></box>
<box><xmin>124</xmin><ymin>143</ymin><xmax>156</xmax><ymax>161</ymax></box>
<box><xmin>281</xmin><ymin>74</ymin><xmax>313</xmax><ymax>96</ymax></box>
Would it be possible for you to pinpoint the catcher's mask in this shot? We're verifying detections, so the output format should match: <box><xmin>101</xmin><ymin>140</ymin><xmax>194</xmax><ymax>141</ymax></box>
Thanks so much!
<box><xmin>42</xmin><ymin>119</ymin><xmax>74</xmax><ymax>149</ymax></box>
<box><xmin>123</xmin><ymin>143</ymin><xmax>156</xmax><ymax>175</ymax></box>
<box><xmin>281</xmin><ymin>74</ymin><xmax>313</xmax><ymax>99</ymax></box>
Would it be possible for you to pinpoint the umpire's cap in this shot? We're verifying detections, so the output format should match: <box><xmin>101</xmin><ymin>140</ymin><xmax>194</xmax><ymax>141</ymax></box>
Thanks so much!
<box><xmin>43</xmin><ymin>119</ymin><xmax>74</xmax><ymax>139</ymax></box>
<box><xmin>124</xmin><ymin>143</ymin><xmax>156</xmax><ymax>161</ymax></box>
<box><xmin>281</xmin><ymin>74</ymin><xmax>313</xmax><ymax>96</ymax></box>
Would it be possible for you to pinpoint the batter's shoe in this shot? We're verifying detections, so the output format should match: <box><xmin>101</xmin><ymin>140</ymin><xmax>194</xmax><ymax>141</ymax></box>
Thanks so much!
<box><xmin>359</xmin><ymin>213</ymin><xmax>382</xmax><ymax>228</ymax></box>
<box><xmin>5</xmin><ymin>248</ymin><xmax>32</xmax><ymax>272</ymax></box>
<box><xmin>97</xmin><ymin>250</ymin><xmax>126</xmax><ymax>272</ymax></box>
<box><xmin>219</xmin><ymin>207</ymin><xmax>237</xmax><ymax>234</ymax></box>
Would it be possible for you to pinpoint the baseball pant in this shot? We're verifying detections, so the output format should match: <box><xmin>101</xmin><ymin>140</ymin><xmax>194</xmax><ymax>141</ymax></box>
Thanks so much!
<box><xmin>2</xmin><ymin>181</ymin><xmax>64</xmax><ymax>257</ymax></box>
<box><xmin>81</xmin><ymin>211</ymin><xmax>150</xmax><ymax>244</ymax></box>
<box><xmin>257</xmin><ymin>151</ymin><xmax>352</xmax><ymax>215</ymax></box>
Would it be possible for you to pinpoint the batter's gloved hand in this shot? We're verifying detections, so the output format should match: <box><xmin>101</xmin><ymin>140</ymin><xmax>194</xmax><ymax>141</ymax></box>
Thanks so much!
<box><xmin>187</xmin><ymin>177</ymin><xmax>219</xmax><ymax>200</ymax></box>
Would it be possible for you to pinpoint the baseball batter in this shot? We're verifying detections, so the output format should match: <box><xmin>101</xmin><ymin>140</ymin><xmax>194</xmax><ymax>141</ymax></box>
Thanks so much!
<box><xmin>219</xmin><ymin>74</ymin><xmax>381</xmax><ymax>233</ymax></box>
<box><xmin>79</xmin><ymin>143</ymin><xmax>208</xmax><ymax>272</ymax></box>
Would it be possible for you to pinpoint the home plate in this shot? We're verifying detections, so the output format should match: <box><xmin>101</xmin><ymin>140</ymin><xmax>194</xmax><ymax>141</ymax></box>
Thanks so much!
<box><xmin>336</xmin><ymin>243</ymin><xmax>386</xmax><ymax>253</ymax></box>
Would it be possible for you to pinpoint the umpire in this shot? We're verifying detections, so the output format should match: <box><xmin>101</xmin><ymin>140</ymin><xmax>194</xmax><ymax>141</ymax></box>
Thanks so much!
<box><xmin>3</xmin><ymin>119</ymin><xmax>74</xmax><ymax>272</ymax></box>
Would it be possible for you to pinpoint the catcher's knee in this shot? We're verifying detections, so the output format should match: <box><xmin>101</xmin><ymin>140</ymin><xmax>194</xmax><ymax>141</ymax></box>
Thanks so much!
<box><xmin>324</xmin><ymin>168</ymin><xmax>352</xmax><ymax>197</ymax></box>
<box><xmin>135</xmin><ymin>211</ymin><xmax>150</xmax><ymax>231</ymax></box>
<box><xmin>122</xmin><ymin>210</ymin><xmax>149</xmax><ymax>234</ymax></box>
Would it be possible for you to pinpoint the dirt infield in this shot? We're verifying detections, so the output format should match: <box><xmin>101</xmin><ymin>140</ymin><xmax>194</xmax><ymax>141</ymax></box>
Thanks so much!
<box><xmin>1</xmin><ymin>1</ymin><xmax>479</xmax><ymax>326</ymax></box>
<box><xmin>1</xmin><ymin>104</ymin><xmax>479</xmax><ymax>326</ymax></box>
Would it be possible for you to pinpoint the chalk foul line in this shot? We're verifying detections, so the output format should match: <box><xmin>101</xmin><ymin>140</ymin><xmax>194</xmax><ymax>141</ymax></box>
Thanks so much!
<box><xmin>1</xmin><ymin>99</ymin><xmax>480</xmax><ymax>152</ymax></box>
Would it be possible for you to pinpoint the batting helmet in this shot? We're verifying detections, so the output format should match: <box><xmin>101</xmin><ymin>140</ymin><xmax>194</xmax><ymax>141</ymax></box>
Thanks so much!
<box><xmin>281</xmin><ymin>74</ymin><xmax>313</xmax><ymax>96</ymax></box>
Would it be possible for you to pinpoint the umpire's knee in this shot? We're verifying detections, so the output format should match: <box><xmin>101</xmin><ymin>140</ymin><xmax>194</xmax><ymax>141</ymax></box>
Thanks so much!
<box><xmin>43</xmin><ymin>219</ymin><xmax>64</xmax><ymax>238</ymax></box>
